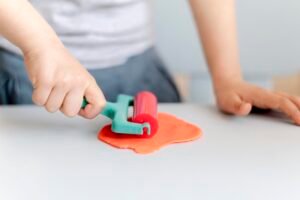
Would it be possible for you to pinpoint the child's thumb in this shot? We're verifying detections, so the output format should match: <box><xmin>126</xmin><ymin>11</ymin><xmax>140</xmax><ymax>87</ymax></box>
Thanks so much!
<box><xmin>228</xmin><ymin>94</ymin><xmax>252</xmax><ymax>116</ymax></box>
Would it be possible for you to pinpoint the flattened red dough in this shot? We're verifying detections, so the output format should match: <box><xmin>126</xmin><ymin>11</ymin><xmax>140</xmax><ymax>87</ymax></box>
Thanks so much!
<box><xmin>98</xmin><ymin>113</ymin><xmax>202</xmax><ymax>154</ymax></box>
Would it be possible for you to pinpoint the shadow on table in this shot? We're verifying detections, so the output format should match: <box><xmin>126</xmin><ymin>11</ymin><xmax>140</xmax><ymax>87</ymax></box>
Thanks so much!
<box><xmin>250</xmin><ymin>106</ymin><xmax>293</xmax><ymax>125</ymax></box>
<box><xmin>213</xmin><ymin>105</ymin><xmax>294</xmax><ymax>126</ymax></box>
<box><xmin>0</xmin><ymin>107</ymin><xmax>110</xmax><ymax>137</ymax></box>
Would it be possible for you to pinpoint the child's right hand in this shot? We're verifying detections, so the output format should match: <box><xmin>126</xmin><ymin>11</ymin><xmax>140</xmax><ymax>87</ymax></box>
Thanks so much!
<box><xmin>0</xmin><ymin>0</ymin><xmax>106</xmax><ymax>119</ymax></box>
<box><xmin>24</xmin><ymin>42</ymin><xmax>106</xmax><ymax>119</ymax></box>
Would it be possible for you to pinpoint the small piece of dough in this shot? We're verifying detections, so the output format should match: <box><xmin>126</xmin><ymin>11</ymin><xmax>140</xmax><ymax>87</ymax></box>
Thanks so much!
<box><xmin>98</xmin><ymin>113</ymin><xmax>202</xmax><ymax>154</ymax></box>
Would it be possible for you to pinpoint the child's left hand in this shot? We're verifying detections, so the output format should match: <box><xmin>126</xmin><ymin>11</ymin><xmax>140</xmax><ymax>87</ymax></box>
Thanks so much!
<box><xmin>214</xmin><ymin>79</ymin><xmax>300</xmax><ymax>125</ymax></box>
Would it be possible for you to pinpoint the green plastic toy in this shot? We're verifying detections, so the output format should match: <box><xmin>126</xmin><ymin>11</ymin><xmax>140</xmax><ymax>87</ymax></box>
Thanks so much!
<box><xmin>82</xmin><ymin>94</ymin><xmax>151</xmax><ymax>136</ymax></box>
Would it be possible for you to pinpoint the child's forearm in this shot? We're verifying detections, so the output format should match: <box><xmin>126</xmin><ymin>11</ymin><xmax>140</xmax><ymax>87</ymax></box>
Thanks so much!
<box><xmin>0</xmin><ymin>0</ymin><xmax>106</xmax><ymax>119</ymax></box>
<box><xmin>189</xmin><ymin>0</ymin><xmax>300</xmax><ymax>124</ymax></box>
<box><xmin>0</xmin><ymin>0</ymin><xmax>62</xmax><ymax>54</ymax></box>
<box><xmin>189</xmin><ymin>0</ymin><xmax>242</xmax><ymax>87</ymax></box>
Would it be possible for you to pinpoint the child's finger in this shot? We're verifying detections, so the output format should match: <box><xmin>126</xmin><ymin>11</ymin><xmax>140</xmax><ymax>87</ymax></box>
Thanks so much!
<box><xmin>238</xmin><ymin>101</ymin><xmax>252</xmax><ymax>116</ymax></box>
<box><xmin>247</xmin><ymin>89</ymin><xmax>300</xmax><ymax>124</ymax></box>
<box><xmin>45</xmin><ymin>86</ymin><xmax>67</xmax><ymax>113</ymax></box>
<box><xmin>276</xmin><ymin>92</ymin><xmax>300</xmax><ymax>111</ymax></box>
<box><xmin>267</xmin><ymin>94</ymin><xmax>300</xmax><ymax>125</ymax></box>
<box><xmin>32</xmin><ymin>84</ymin><xmax>52</xmax><ymax>106</ymax></box>
<box><xmin>222</xmin><ymin>93</ymin><xmax>252</xmax><ymax>116</ymax></box>
<box><xmin>79</xmin><ymin>82</ymin><xmax>106</xmax><ymax>119</ymax></box>
<box><xmin>287</xmin><ymin>96</ymin><xmax>300</xmax><ymax>112</ymax></box>
<box><xmin>279</xmin><ymin>99</ymin><xmax>300</xmax><ymax>125</ymax></box>
<box><xmin>60</xmin><ymin>88</ymin><xmax>85</xmax><ymax>117</ymax></box>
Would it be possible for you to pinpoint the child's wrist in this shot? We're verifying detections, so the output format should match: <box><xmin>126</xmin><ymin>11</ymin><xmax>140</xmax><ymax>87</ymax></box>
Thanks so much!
<box><xmin>22</xmin><ymin>35</ymin><xmax>63</xmax><ymax>58</ymax></box>
<box><xmin>212</xmin><ymin>71</ymin><xmax>243</xmax><ymax>91</ymax></box>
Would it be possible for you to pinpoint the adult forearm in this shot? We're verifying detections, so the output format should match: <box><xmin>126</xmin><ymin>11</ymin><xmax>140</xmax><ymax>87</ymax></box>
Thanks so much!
<box><xmin>189</xmin><ymin>0</ymin><xmax>242</xmax><ymax>86</ymax></box>
<box><xmin>0</xmin><ymin>0</ymin><xmax>62</xmax><ymax>54</ymax></box>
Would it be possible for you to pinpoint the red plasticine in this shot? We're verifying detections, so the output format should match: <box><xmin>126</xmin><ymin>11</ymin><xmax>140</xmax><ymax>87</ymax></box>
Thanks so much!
<box><xmin>98</xmin><ymin>113</ymin><xmax>202</xmax><ymax>154</ymax></box>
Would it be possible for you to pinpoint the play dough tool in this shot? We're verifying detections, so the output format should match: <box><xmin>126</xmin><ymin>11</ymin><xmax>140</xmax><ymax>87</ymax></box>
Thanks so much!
<box><xmin>82</xmin><ymin>91</ymin><xmax>159</xmax><ymax>137</ymax></box>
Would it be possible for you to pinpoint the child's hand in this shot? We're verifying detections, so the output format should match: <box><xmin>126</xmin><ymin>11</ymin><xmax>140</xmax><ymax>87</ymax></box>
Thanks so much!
<box><xmin>214</xmin><ymin>79</ymin><xmax>300</xmax><ymax>125</ymax></box>
<box><xmin>24</xmin><ymin>43</ymin><xmax>106</xmax><ymax>119</ymax></box>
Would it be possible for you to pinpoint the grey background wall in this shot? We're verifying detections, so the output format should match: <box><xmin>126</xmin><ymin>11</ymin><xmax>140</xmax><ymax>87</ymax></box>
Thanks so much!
<box><xmin>153</xmin><ymin>0</ymin><xmax>300</xmax><ymax>103</ymax></box>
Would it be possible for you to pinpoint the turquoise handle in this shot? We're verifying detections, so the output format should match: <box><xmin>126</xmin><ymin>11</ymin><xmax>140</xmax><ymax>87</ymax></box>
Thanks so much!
<box><xmin>81</xmin><ymin>98</ymin><xmax>114</xmax><ymax>117</ymax></box>
<box><xmin>81</xmin><ymin>96</ymin><xmax>150</xmax><ymax>135</ymax></box>
<box><xmin>81</xmin><ymin>97</ymin><xmax>122</xmax><ymax>119</ymax></box>
<box><xmin>81</xmin><ymin>98</ymin><xmax>89</xmax><ymax>109</ymax></box>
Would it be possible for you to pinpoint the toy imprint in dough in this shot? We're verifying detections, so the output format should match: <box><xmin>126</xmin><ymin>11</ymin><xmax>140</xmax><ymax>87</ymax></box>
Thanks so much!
<box><xmin>98</xmin><ymin>113</ymin><xmax>202</xmax><ymax>154</ymax></box>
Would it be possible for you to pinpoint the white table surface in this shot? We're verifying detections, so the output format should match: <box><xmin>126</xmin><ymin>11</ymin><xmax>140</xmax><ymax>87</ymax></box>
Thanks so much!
<box><xmin>0</xmin><ymin>104</ymin><xmax>300</xmax><ymax>200</ymax></box>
